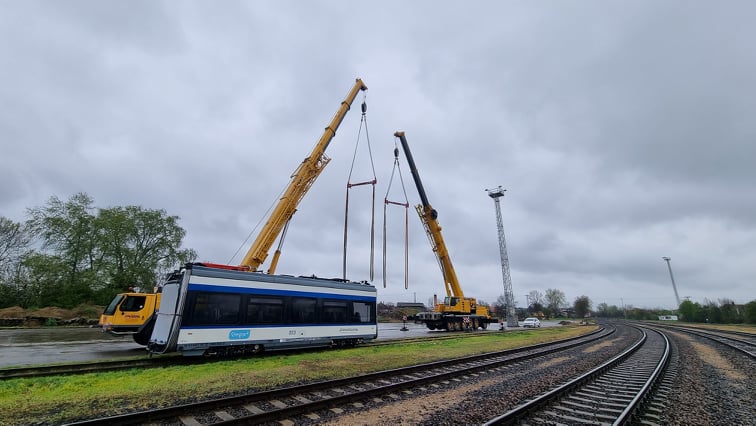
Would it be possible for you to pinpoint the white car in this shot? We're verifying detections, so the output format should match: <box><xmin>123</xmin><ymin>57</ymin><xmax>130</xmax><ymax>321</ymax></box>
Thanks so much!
<box><xmin>522</xmin><ymin>317</ymin><xmax>541</xmax><ymax>328</ymax></box>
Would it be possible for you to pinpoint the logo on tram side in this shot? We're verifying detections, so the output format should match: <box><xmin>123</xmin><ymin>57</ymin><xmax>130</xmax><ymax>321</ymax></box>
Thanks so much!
<box><xmin>229</xmin><ymin>329</ymin><xmax>251</xmax><ymax>340</ymax></box>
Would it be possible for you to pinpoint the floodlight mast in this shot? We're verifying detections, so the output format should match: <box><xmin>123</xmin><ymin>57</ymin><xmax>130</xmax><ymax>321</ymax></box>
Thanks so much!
<box><xmin>662</xmin><ymin>256</ymin><xmax>681</xmax><ymax>308</ymax></box>
<box><xmin>487</xmin><ymin>186</ymin><xmax>518</xmax><ymax>327</ymax></box>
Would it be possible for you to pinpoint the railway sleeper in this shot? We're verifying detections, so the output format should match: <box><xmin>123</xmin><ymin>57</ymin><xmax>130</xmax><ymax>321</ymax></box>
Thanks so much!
<box><xmin>580</xmin><ymin>393</ymin><xmax>635</xmax><ymax>404</ymax></box>
<box><xmin>559</xmin><ymin>399</ymin><xmax>625</xmax><ymax>416</ymax></box>
<box><xmin>535</xmin><ymin>411</ymin><xmax>604</xmax><ymax>425</ymax></box>
<box><xmin>555</xmin><ymin>407</ymin><xmax>618</xmax><ymax>423</ymax></box>
<box><xmin>562</xmin><ymin>396</ymin><xmax>625</xmax><ymax>411</ymax></box>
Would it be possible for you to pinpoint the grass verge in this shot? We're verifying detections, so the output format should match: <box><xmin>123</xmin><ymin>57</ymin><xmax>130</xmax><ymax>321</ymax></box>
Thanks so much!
<box><xmin>0</xmin><ymin>325</ymin><xmax>596</xmax><ymax>425</ymax></box>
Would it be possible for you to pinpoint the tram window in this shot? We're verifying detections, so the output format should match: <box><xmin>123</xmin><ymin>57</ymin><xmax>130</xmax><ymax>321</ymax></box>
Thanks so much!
<box><xmin>247</xmin><ymin>297</ymin><xmax>284</xmax><ymax>324</ymax></box>
<box><xmin>322</xmin><ymin>300</ymin><xmax>348</xmax><ymax>323</ymax></box>
<box><xmin>190</xmin><ymin>293</ymin><xmax>241</xmax><ymax>325</ymax></box>
<box><xmin>291</xmin><ymin>298</ymin><xmax>317</xmax><ymax>324</ymax></box>
<box><xmin>120</xmin><ymin>296</ymin><xmax>146</xmax><ymax>312</ymax></box>
<box><xmin>352</xmin><ymin>302</ymin><xmax>373</xmax><ymax>323</ymax></box>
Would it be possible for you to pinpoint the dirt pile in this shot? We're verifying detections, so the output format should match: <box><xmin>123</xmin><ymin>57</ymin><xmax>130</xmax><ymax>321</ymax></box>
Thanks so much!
<box><xmin>0</xmin><ymin>305</ymin><xmax>102</xmax><ymax>327</ymax></box>
<box><xmin>0</xmin><ymin>306</ymin><xmax>25</xmax><ymax>319</ymax></box>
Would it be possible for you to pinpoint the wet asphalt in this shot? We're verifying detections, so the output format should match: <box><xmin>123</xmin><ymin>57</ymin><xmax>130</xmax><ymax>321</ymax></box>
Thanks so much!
<box><xmin>0</xmin><ymin>321</ymin><xmax>550</xmax><ymax>367</ymax></box>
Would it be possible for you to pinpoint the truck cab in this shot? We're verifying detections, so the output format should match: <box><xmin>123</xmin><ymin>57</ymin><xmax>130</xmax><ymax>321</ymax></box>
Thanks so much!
<box><xmin>99</xmin><ymin>291</ymin><xmax>161</xmax><ymax>345</ymax></box>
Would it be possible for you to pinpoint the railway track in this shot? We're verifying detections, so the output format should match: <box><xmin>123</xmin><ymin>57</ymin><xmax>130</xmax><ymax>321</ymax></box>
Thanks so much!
<box><xmin>631</xmin><ymin>322</ymin><xmax>755</xmax><ymax>424</ymax></box>
<box><xmin>0</xmin><ymin>356</ymin><xmax>180</xmax><ymax>379</ymax></box>
<box><xmin>483</xmin><ymin>324</ymin><xmax>668</xmax><ymax>425</ymax></box>
<box><xmin>67</xmin><ymin>326</ymin><xmax>613</xmax><ymax>425</ymax></box>
<box><xmin>646</xmin><ymin>322</ymin><xmax>756</xmax><ymax>358</ymax></box>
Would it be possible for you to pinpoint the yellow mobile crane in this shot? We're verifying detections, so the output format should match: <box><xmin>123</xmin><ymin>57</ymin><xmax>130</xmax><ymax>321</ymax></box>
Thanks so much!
<box><xmin>394</xmin><ymin>131</ymin><xmax>491</xmax><ymax>331</ymax></box>
<box><xmin>100</xmin><ymin>79</ymin><xmax>368</xmax><ymax>344</ymax></box>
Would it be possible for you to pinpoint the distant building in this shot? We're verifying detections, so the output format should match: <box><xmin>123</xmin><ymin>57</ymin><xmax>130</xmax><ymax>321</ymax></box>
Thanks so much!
<box><xmin>396</xmin><ymin>302</ymin><xmax>427</xmax><ymax>316</ymax></box>
<box><xmin>397</xmin><ymin>302</ymin><xmax>427</xmax><ymax>310</ymax></box>
<box><xmin>658</xmin><ymin>315</ymin><xmax>678</xmax><ymax>321</ymax></box>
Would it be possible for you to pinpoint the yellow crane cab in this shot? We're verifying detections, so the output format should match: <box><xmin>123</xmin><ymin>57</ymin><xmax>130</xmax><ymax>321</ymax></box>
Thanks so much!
<box><xmin>99</xmin><ymin>289</ymin><xmax>161</xmax><ymax>345</ymax></box>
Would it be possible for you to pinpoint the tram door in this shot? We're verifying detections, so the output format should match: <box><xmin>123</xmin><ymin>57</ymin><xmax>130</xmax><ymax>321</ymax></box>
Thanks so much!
<box><xmin>149</xmin><ymin>279</ymin><xmax>183</xmax><ymax>353</ymax></box>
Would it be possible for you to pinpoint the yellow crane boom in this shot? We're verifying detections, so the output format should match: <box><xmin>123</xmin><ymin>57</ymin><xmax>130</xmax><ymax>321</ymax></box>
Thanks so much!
<box><xmin>241</xmin><ymin>79</ymin><xmax>368</xmax><ymax>273</ymax></box>
<box><xmin>393</xmin><ymin>131</ymin><xmax>463</xmax><ymax>299</ymax></box>
<box><xmin>394</xmin><ymin>131</ymin><xmax>491</xmax><ymax>331</ymax></box>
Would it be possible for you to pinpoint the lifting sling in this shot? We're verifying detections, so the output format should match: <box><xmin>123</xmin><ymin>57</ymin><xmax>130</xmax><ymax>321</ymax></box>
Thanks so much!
<box><xmin>342</xmin><ymin>96</ymin><xmax>377</xmax><ymax>281</ymax></box>
<box><xmin>383</xmin><ymin>144</ymin><xmax>410</xmax><ymax>289</ymax></box>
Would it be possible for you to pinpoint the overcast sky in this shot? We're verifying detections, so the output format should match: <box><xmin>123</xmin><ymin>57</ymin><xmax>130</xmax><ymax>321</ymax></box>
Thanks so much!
<box><xmin>2</xmin><ymin>1</ymin><xmax>754</xmax><ymax>310</ymax></box>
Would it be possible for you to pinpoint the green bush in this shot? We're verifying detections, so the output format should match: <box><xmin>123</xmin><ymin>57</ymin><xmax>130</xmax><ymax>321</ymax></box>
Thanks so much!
<box><xmin>745</xmin><ymin>301</ymin><xmax>756</xmax><ymax>324</ymax></box>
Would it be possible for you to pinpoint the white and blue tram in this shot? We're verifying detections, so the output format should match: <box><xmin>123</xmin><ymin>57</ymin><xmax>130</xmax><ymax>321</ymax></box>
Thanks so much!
<box><xmin>148</xmin><ymin>263</ymin><xmax>378</xmax><ymax>356</ymax></box>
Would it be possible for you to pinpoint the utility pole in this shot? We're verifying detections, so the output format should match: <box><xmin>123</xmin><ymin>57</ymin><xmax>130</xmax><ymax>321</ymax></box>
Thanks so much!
<box><xmin>486</xmin><ymin>186</ymin><xmax>518</xmax><ymax>327</ymax></box>
<box><xmin>662</xmin><ymin>256</ymin><xmax>681</xmax><ymax>307</ymax></box>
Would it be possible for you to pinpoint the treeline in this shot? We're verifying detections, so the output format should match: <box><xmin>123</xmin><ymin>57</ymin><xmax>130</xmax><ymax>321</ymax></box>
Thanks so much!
<box><xmin>677</xmin><ymin>299</ymin><xmax>756</xmax><ymax>324</ymax></box>
<box><xmin>386</xmin><ymin>291</ymin><xmax>594</xmax><ymax>321</ymax></box>
<box><xmin>491</xmin><ymin>290</ymin><xmax>594</xmax><ymax>320</ymax></box>
<box><xmin>0</xmin><ymin>193</ymin><xmax>196</xmax><ymax>309</ymax></box>
<box><xmin>596</xmin><ymin>299</ymin><xmax>756</xmax><ymax>324</ymax></box>
<box><xmin>3</xmin><ymin>193</ymin><xmax>754</xmax><ymax>325</ymax></box>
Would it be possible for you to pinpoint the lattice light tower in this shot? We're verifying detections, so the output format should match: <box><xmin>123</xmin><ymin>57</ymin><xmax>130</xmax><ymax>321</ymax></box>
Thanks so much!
<box><xmin>487</xmin><ymin>186</ymin><xmax>518</xmax><ymax>327</ymax></box>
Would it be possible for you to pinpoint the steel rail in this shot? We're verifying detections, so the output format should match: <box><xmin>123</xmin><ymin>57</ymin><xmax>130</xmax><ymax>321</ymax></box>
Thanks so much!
<box><xmin>483</xmin><ymin>324</ymin><xmax>669</xmax><ymax>425</ymax></box>
<box><xmin>646</xmin><ymin>322</ymin><xmax>755</xmax><ymax>359</ymax></box>
<box><xmin>0</xmin><ymin>356</ymin><xmax>181</xmax><ymax>380</ymax></box>
<box><xmin>67</xmin><ymin>327</ymin><xmax>612</xmax><ymax>425</ymax></box>
<box><xmin>614</xmin><ymin>328</ymin><xmax>671</xmax><ymax>425</ymax></box>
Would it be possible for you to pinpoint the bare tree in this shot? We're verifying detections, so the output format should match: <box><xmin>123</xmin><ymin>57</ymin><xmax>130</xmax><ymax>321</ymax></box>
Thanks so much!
<box><xmin>527</xmin><ymin>290</ymin><xmax>544</xmax><ymax>306</ymax></box>
<box><xmin>544</xmin><ymin>288</ymin><xmax>566</xmax><ymax>317</ymax></box>
<box><xmin>492</xmin><ymin>294</ymin><xmax>515</xmax><ymax>317</ymax></box>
